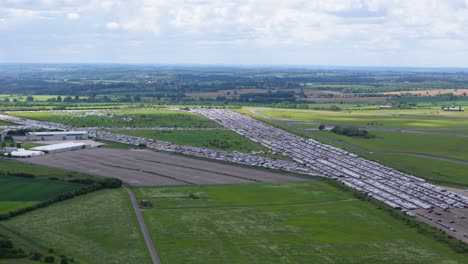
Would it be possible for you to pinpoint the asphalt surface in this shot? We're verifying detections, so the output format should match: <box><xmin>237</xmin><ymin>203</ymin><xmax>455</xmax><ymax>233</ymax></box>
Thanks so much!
<box><xmin>125</xmin><ymin>186</ymin><xmax>161</xmax><ymax>264</ymax></box>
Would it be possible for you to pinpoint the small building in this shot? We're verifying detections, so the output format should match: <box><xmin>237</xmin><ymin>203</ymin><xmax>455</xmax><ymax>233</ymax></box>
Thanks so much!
<box><xmin>442</xmin><ymin>106</ymin><xmax>464</xmax><ymax>111</ymax></box>
<box><xmin>140</xmin><ymin>200</ymin><xmax>152</xmax><ymax>207</ymax></box>
<box><xmin>8</xmin><ymin>149</ymin><xmax>44</xmax><ymax>158</ymax></box>
<box><xmin>30</xmin><ymin>142</ymin><xmax>87</xmax><ymax>154</ymax></box>
<box><xmin>26</xmin><ymin>131</ymin><xmax>88</xmax><ymax>141</ymax></box>
<box><xmin>378</xmin><ymin>105</ymin><xmax>393</xmax><ymax>110</ymax></box>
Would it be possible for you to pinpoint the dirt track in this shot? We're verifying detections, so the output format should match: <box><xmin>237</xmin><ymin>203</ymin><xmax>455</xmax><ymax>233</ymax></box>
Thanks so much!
<box><xmin>20</xmin><ymin>148</ymin><xmax>308</xmax><ymax>186</ymax></box>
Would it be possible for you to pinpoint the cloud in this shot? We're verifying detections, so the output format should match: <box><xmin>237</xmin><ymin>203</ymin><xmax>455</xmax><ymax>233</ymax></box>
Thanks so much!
<box><xmin>105</xmin><ymin>21</ymin><xmax>120</xmax><ymax>30</ymax></box>
<box><xmin>2</xmin><ymin>0</ymin><xmax>468</xmax><ymax>66</ymax></box>
<box><xmin>66</xmin><ymin>12</ymin><xmax>80</xmax><ymax>20</ymax></box>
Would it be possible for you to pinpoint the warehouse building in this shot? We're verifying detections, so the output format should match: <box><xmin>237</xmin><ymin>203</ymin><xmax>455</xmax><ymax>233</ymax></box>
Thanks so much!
<box><xmin>30</xmin><ymin>142</ymin><xmax>87</xmax><ymax>154</ymax></box>
<box><xmin>26</xmin><ymin>131</ymin><xmax>88</xmax><ymax>141</ymax></box>
<box><xmin>8</xmin><ymin>149</ymin><xmax>44</xmax><ymax>158</ymax></box>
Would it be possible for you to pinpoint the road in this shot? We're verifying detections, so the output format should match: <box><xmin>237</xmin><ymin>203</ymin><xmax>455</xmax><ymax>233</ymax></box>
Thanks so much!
<box><xmin>125</xmin><ymin>186</ymin><xmax>161</xmax><ymax>264</ymax></box>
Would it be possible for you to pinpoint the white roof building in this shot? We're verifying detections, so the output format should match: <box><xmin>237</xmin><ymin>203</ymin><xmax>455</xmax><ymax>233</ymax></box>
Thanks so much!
<box><xmin>8</xmin><ymin>149</ymin><xmax>44</xmax><ymax>158</ymax></box>
<box><xmin>31</xmin><ymin>142</ymin><xmax>87</xmax><ymax>154</ymax></box>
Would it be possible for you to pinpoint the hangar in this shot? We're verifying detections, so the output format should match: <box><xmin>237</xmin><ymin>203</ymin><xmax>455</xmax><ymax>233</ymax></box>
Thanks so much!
<box><xmin>30</xmin><ymin>142</ymin><xmax>87</xmax><ymax>154</ymax></box>
<box><xmin>26</xmin><ymin>131</ymin><xmax>88</xmax><ymax>141</ymax></box>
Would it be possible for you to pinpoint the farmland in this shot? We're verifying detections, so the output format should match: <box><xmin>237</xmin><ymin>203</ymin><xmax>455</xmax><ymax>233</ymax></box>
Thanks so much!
<box><xmin>254</xmin><ymin>108</ymin><xmax>468</xmax><ymax>128</ymax></box>
<box><xmin>0</xmin><ymin>176</ymin><xmax>83</xmax><ymax>215</ymax></box>
<box><xmin>8</xmin><ymin>109</ymin><xmax>221</xmax><ymax>128</ymax></box>
<box><xmin>0</xmin><ymin>159</ymin><xmax>91</xmax><ymax>216</ymax></box>
<box><xmin>109</xmin><ymin>129</ymin><xmax>271</xmax><ymax>153</ymax></box>
<box><xmin>134</xmin><ymin>182</ymin><xmax>468</xmax><ymax>264</ymax></box>
<box><xmin>1</xmin><ymin>189</ymin><xmax>151</xmax><ymax>264</ymax></box>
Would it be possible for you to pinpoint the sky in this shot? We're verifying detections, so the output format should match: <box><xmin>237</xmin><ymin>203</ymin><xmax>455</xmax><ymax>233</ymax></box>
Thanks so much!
<box><xmin>1</xmin><ymin>0</ymin><xmax>468</xmax><ymax>67</ymax></box>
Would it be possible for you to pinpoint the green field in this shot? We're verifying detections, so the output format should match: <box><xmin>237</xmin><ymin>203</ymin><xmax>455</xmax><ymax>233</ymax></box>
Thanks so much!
<box><xmin>255</xmin><ymin>108</ymin><xmax>468</xmax><ymax>128</ymax></box>
<box><xmin>314</xmin><ymin>130</ymin><xmax>468</xmax><ymax>161</ymax></box>
<box><xmin>2</xmin><ymin>189</ymin><xmax>151</xmax><ymax>264</ymax></box>
<box><xmin>134</xmin><ymin>182</ymin><xmax>468</xmax><ymax>264</ymax></box>
<box><xmin>109</xmin><ymin>129</ymin><xmax>270</xmax><ymax>153</ymax></box>
<box><xmin>0</xmin><ymin>159</ymin><xmax>93</xmax><ymax>181</ymax></box>
<box><xmin>0</xmin><ymin>120</ymin><xmax>12</xmax><ymax>126</ymax></box>
<box><xmin>8</xmin><ymin>109</ymin><xmax>220</xmax><ymax>128</ymax></box>
<box><xmin>371</xmin><ymin>154</ymin><xmax>468</xmax><ymax>187</ymax></box>
<box><xmin>0</xmin><ymin>176</ymin><xmax>84</xmax><ymax>215</ymax></box>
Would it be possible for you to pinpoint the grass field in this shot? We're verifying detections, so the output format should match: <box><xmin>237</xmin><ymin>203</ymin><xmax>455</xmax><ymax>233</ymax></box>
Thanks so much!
<box><xmin>255</xmin><ymin>108</ymin><xmax>468</xmax><ymax>128</ymax></box>
<box><xmin>314</xmin><ymin>130</ymin><xmax>468</xmax><ymax>161</ymax></box>
<box><xmin>109</xmin><ymin>129</ymin><xmax>270</xmax><ymax>153</ymax></box>
<box><xmin>2</xmin><ymin>189</ymin><xmax>151</xmax><ymax>264</ymax></box>
<box><xmin>134</xmin><ymin>182</ymin><xmax>468</xmax><ymax>264</ymax></box>
<box><xmin>0</xmin><ymin>120</ymin><xmax>12</xmax><ymax>126</ymax></box>
<box><xmin>0</xmin><ymin>176</ymin><xmax>84</xmax><ymax>215</ymax></box>
<box><xmin>8</xmin><ymin>109</ymin><xmax>220</xmax><ymax>128</ymax></box>
<box><xmin>371</xmin><ymin>154</ymin><xmax>468</xmax><ymax>187</ymax></box>
<box><xmin>0</xmin><ymin>158</ymin><xmax>94</xmax><ymax>181</ymax></box>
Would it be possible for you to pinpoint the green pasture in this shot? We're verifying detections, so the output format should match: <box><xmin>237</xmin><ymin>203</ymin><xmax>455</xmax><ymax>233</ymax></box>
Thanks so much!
<box><xmin>0</xmin><ymin>159</ymin><xmax>93</xmax><ymax>181</ymax></box>
<box><xmin>314</xmin><ymin>130</ymin><xmax>468</xmax><ymax>161</ymax></box>
<box><xmin>371</xmin><ymin>154</ymin><xmax>468</xmax><ymax>188</ymax></box>
<box><xmin>2</xmin><ymin>189</ymin><xmax>151</xmax><ymax>264</ymax></box>
<box><xmin>254</xmin><ymin>107</ymin><xmax>468</xmax><ymax>128</ymax></box>
<box><xmin>109</xmin><ymin>129</ymin><xmax>269</xmax><ymax>153</ymax></box>
<box><xmin>135</xmin><ymin>182</ymin><xmax>468</xmax><ymax>264</ymax></box>
<box><xmin>8</xmin><ymin>109</ymin><xmax>220</xmax><ymax>128</ymax></box>
<box><xmin>0</xmin><ymin>121</ymin><xmax>12</xmax><ymax>126</ymax></box>
<box><xmin>0</xmin><ymin>175</ymin><xmax>84</xmax><ymax>215</ymax></box>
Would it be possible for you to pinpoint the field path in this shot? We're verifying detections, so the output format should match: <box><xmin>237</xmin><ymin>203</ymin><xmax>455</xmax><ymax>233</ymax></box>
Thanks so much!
<box><xmin>125</xmin><ymin>186</ymin><xmax>161</xmax><ymax>264</ymax></box>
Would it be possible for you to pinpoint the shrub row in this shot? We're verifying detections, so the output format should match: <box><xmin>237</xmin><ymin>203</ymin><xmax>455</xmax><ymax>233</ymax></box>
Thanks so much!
<box><xmin>330</xmin><ymin>125</ymin><xmax>375</xmax><ymax>138</ymax></box>
<box><xmin>324</xmin><ymin>178</ymin><xmax>468</xmax><ymax>253</ymax></box>
<box><xmin>0</xmin><ymin>178</ymin><xmax>122</xmax><ymax>221</ymax></box>
<box><xmin>0</xmin><ymin>172</ymin><xmax>35</xmax><ymax>179</ymax></box>
<box><xmin>0</xmin><ymin>237</ymin><xmax>26</xmax><ymax>259</ymax></box>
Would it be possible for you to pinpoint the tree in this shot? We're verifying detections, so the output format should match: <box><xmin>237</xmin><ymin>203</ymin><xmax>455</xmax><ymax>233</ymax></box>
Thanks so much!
<box><xmin>44</xmin><ymin>256</ymin><xmax>55</xmax><ymax>263</ymax></box>
<box><xmin>15</xmin><ymin>143</ymin><xmax>21</xmax><ymax>148</ymax></box>
<box><xmin>57</xmin><ymin>96</ymin><xmax>63</xmax><ymax>102</ymax></box>
<box><xmin>318</xmin><ymin>124</ymin><xmax>325</xmax><ymax>130</ymax></box>
<box><xmin>26</xmin><ymin>95</ymin><xmax>34</xmax><ymax>102</ymax></box>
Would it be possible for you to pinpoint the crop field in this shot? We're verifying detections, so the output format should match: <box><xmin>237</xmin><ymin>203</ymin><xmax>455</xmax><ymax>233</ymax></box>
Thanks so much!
<box><xmin>21</xmin><ymin>148</ymin><xmax>308</xmax><ymax>186</ymax></box>
<box><xmin>0</xmin><ymin>175</ymin><xmax>84</xmax><ymax>215</ymax></box>
<box><xmin>134</xmin><ymin>182</ymin><xmax>468</xmax><ymax>264</ymax></box>
<box><xmin>8</xmin><ymin>109</ymin><xmax>220</xmax><ymax>128</ymax></box>
<box><xmin>109</xmin><ymin>129</ymin><xmax>270</xmax><ymax>153</ymax></box>
<box><xmin>1</xmin><ymin>189</ymin><xmax>151</xmax><ymax>264</ymax></box>
<box><xmin>254</xmin><ymin>108</ymin><xmax>468</xmax><ymax>128</ymax></box>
